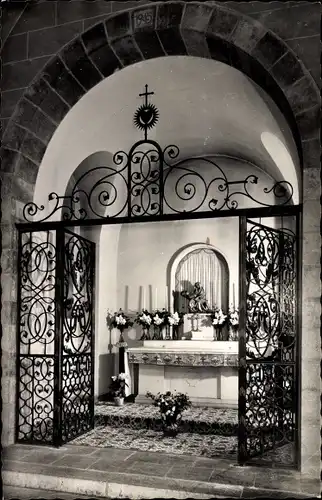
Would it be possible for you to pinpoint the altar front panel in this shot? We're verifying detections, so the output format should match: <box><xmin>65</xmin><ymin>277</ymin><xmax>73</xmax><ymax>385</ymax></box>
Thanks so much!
<box><xmin>135</xmin><ymin>364</ymin><xmax>238</xmax><ymax>408</ymax></box>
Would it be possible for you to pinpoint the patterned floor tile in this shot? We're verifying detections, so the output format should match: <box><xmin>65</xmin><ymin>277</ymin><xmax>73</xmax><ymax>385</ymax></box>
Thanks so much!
<box><xmin>95</xmin><ymin>401</ymin><xmax>238</xmax><ymax>435</ymax></box>
<box><xmin>71</xmin><ymin>423</ymin><xmax>238</xmax><ymax>459</ymax></box>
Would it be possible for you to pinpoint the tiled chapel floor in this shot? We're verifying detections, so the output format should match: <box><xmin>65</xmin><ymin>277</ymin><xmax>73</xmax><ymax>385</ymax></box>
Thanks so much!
<box><xmin>3</xmin><ymin>403</ymin><xmax>320</xmax><ymax>498</ymax></box>
<box><xmin>72</xmin><ymin>401</ymin><xmax>238</xmax><ymax>459</ymax></box>
<box><xmin>70</xmin><ymin>402</ymin><xmax>293</xmax><ymax>465</ymax></box>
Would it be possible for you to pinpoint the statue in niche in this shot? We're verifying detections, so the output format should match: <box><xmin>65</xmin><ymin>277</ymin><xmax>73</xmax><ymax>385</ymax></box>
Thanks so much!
<box><xmin>181</xmin><ymin>282</ymin><xmax>211</xmax><ymax>313</ymax></box>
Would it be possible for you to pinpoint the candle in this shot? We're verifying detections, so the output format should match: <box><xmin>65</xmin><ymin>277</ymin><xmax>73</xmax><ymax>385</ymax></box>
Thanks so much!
<box><xmin>125</xmin><ymin>285</ymin><xmax>129</xmax><ymax>312</ymax></box>
<box><xmin>142</xmin><ymin>286</ymin><xmax>145</xmax><ymax>310</ymax></box>
<box><xmin>233</xmin><ymin>283</ymin><xmax>235</xmax><ymax>309</ymax></box>
<box><xmin>165</xmin><ymin>285</ymin><xmax>168</xmax><ymax>309</ymax></box>
<box><xmin>155</xmin><ymin>287</ymin><xmax>158</xmax><ymax>311</ymax></box>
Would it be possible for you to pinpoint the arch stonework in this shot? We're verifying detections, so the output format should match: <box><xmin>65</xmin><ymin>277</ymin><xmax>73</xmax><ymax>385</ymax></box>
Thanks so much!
<box><xmin>1</xmin><ymin>0</ymin><xmax>320</xmax><ymax>197</ymax></box>
<box><xmin>1</xmin><ymin>1</ymin><xmax>320</xmax><ymax>477</ymax></box>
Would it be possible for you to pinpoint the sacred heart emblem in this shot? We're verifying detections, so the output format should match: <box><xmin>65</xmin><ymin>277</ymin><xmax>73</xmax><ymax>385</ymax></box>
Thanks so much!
<box><xmin>140</xmin><ymin>108</ymin><xmax>153</xmax><ymax>125</ymax></box>
<box><xmin>134</xmin><ymin>103</ymin><xmax>159</xmax><ymax>132</ymax></box>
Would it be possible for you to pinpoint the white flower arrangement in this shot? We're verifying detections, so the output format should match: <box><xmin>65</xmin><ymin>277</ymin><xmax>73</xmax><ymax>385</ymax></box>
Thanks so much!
<box><xmin>109</xmin><ymin>309</ymin><xmax>133</xmax><ymax>332</ymax></box>
<box><xmin>110</xmin><ymin>373</ymin><xmax>129</xmax><ymax>397</ymax></box>
<box><xmin>137</xmin><ymin>311</ymin><xmax>152</xmax><ymax>326</ymax></box>
<box><xmin>212</xmin><ymin>308</ymin><xmax>227</xmax><ymax>327</ymax></box>
<box><xmin>229</xmin><ymin>307</ymin><xmax>239</xmax><ymax>329</ymax></box>
<box><xmin>152</xmin><ymin>313</ymin><xmax>164</xmax><ymax>326</ymax></box>
<box><xmin>168</xmin><ymin>311</ymin><xmax>183</xmax><ymax>326</ymax></box>
<box><xmin>115</xmin><ymin>315</ymin><xmax>127</xmax><ymax>326</ymax></box>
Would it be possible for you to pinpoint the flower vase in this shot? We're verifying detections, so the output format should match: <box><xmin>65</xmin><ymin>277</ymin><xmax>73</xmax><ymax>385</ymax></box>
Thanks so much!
<box><xmin>153</xmin><ymin>326</ymin><xmax>162</xmax><ymax>340</ymax></box>
<box><xmin>114</xmin><ymin>397</ymin><xmax>124</xmax><ymax>406</ymax></box>
<box><xmin>163</xmin><ymin>421</ymin><xmax>179</xmax><ymax>437</ymax></box>
<box><xmin>165</xmin><ymin>325</ymin><xmax>171</xmax><ymax>340</ymax></box>
<box><xmin>119</xmin><ymin>330</ymin><xmax>125</xmax><ymax>343</ymax></box>
<box><xmin>229</xmin><ymin>327</ymin><xmax>238</xmax><ymax>341</ymax></box>
<box><xmin>140</xmin><ymin>328</ymin><xmax>150</xmax><ymax>340</ymax></box>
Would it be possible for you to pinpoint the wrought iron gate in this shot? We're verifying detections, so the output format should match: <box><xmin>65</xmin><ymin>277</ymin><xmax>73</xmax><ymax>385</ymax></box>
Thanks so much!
<box><xmin>16</xmin><ymin>228</ymin><xmax>95</xmax><ymax>446</ymax></box>
<box><xmin>238</xmin><ymin>218</ymin><xmax>298</xmax><ymax>465</ymax></box>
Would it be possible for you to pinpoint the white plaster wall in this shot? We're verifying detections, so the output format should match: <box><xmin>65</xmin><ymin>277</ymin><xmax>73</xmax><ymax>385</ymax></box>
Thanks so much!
<box><xmin>163</xmin><ymin>155</ymin><xmax>279</xmax><ymax>214</ymax></box>
<box><xmin>93</xmin><ymin>225</ymin><xmax>122</xmax><ymax>396</ymax></box>
<box><xmin>33</xmin><ymin>56</ymin><xmax>300</xmax><ymax>220</ymax></box>
<box><xmin>116</xmin><ymin>217</ymin><xmax>238</xmax><ymax>318</ymax></box>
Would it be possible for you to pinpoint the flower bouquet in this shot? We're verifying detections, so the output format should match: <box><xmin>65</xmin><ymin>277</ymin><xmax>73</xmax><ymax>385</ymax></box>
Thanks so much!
<box><xmin>110</xmin><ymin>309</ymin><xmax>133</xmax><ymax>343</ymax></box>
<box><xmin>151</xmin><ymin>309</ymin><xmax>168</xmax><ymax>340</ymax></box>
<box><xmin>109</xmin><ymin>373</ymin><xmax>129</xmax><ymax>405</ymax></box>
<box><xmin>211</xmin><ymin>308</ymin><xmax>227</xmax><ymax>340</ymax></box>
<box><xmin>167</xmin><ymin>311</ymin><xmax>184</xmax><ymax>340</ymax></box>
<box><xmin>228</xmin><ymin>307</ymin><xmax>239</xmax><ymax>341</ymax></box>
<box><xmin>136</xmin><ymin>310</ymin><xmax>153</xmax><ymax>340</ymax></box>
<box><xmin>146</xmin><ymin>390</ymin><xmax>191</xmax><ymax>436</ymax></box>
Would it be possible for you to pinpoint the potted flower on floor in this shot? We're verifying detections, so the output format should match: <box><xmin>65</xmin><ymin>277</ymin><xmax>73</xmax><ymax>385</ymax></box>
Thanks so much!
<box><xmin>146</xmin><ymin>390</ymin><xmax>192</xmax><ymax>437</ymax></box>
<box><xmin>109</xmin><ymin>373</ymin><xmax>128</xmax><ymax>406</ymax></box>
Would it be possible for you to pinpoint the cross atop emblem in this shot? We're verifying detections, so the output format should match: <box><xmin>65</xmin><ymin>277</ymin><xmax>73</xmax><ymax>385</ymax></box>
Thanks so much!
<box><xmin>139</xmin><ymin>84</ymin><xmax>154</xmax><ymax>106</ymax></box>
<box><xmin>134</xmin><ymin>84</ymin><xmax>159</xmax><ymax>139</ymax></box>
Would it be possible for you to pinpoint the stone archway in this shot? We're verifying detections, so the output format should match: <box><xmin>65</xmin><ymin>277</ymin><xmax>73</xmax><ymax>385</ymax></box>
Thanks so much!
<box><xmin>1</xmin><ymin>1</ymin><xmax>320</xmax><ymax>475</ymax></box>
<box><xmin>2</xmin><ymin>1</ymin><xmax>320</xmax><ymax>195</ymax></box>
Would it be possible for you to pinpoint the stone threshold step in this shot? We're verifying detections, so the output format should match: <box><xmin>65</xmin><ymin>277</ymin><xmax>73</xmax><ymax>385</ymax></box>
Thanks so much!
<box><xmin>3</xmin><ymin>463</ymin><xmax>315</xmax><ymax>500</ymax></box>
<box><xmin>3</xmin><ymin>485</ymin><xmax>107</xmax><ymax>500</ymax></box>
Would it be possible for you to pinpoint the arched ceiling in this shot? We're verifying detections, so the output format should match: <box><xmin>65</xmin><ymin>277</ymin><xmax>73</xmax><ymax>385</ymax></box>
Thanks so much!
<box><xmin>34</xmin><ymin>55</ymin><xmax>301</xmax><ymax>211</ymax></box>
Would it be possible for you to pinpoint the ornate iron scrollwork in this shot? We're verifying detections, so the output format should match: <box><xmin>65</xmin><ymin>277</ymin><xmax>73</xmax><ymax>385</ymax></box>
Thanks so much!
<box><xmin>17</xmin><ymin>230</ymin><xmax>56</xmax><ymax>443</ymax></box>
<box><xmin>22</xmin><ymin>85</ymin><xmax>294</xmax><ymax>223</ymax></box>
<box><xmin>241</xmin><ymin>219</ymin><xmax>297</xmax><ymax>465</ymax></box>
<box><xmin>61</xmin><ymin>231</ymin><xmax>95</xmax><ymax>443</ymax></box>
<box><xmin>17</xmin><ymin>229</ymin><xmax>95</xmax><ymax>445</ymax></box>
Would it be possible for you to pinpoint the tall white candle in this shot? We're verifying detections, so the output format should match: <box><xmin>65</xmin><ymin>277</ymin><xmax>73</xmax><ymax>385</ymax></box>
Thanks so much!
<box><xmin>165</xmin><ymin>285</ymin><xmax>168</xmax><ymax>309</ymax></box>
<box><xmin>155</xmin><ymin>287</ymin><xmax>158</xmax><ymax>311</ymax></box>
<box><xmin>142</xmin><ymin>286</ymin><xmax>145</xmax><ymax>310</ymax></box>
<box><xmin>233</xmin><ymin>283</ymin><xmax>235</xmax><ymax>309</ymax></box>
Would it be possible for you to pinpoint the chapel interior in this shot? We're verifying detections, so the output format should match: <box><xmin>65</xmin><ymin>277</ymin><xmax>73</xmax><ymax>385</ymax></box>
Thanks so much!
<box><xmin>18</xmin><ymin>54</ymin><xmax>300</xmax><ymax>463</ymax></box>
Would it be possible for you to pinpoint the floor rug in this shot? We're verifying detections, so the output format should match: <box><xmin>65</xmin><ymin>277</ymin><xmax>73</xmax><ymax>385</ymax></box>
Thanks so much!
<box><xmin>72</xmin><ymin>423</ymin><xmax>238</xmax><ymax>459</ymax></box>
<box><xmin>95</xmin><ymin>401</ymin><xmax>238</xmax><ymax>436</ymax></box>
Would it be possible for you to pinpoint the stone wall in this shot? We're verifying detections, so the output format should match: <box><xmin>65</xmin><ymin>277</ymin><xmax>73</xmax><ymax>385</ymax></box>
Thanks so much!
<box><xmin>1</xmin><ymin>1</ymin><xmax>320</xmax><ymax>135</ymax></box>
<box><xmin>0</xmin><ymin>0</ymin><xmax>320</xmax><ymax>477</ymax></box>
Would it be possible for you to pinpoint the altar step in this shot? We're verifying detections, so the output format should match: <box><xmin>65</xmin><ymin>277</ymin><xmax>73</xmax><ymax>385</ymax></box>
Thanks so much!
<box><xmin>95</xmin><ymin>402</ymin><xmax>238</xmax><ymax>437</ymax></box>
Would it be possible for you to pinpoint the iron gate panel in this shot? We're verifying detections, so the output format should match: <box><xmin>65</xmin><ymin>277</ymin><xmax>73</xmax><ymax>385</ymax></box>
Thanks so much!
<box><xmin>16</xmin><ymin>230</ymin><xmax>57</xmax><ymax>443</ymax></box>
<box><xmin>238</xmin><ymin>218</ymin><xmax>297</xmax><ymax>465</ymax></box>
<box><xmin>61</xmin><ymin>230</ymin><xmax>95</xmax><ymax>443</ymax></box>
<box><xmin>16</xmin><ymin>228</ymin><xmax>95</xmax><ymax>445</ymax></box>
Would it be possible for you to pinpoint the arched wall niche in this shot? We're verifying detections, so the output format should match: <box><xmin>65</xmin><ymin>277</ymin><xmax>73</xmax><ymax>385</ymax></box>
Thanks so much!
<box><xmin>169</xmin><ymin>243</ymin><xmax>230</xmax><ymax>314</ymax></box>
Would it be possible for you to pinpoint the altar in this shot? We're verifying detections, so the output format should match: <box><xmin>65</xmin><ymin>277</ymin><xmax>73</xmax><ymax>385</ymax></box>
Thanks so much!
<box><xmin>128</xmin><ymin>340</ymin><xmax>238</xmax><ymax>408</ymax></box>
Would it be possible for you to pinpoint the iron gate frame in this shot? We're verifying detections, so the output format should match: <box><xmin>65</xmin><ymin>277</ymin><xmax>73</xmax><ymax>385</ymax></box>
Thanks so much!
<box><xmin>238</xmin><ymin>215</ymin><xmax>300</xmax><ymax>468</ymax></box>
<box><xmin>15</xmin><ymin>206</ymin><xmax>301</xmax><ymax>464</ymax></box>
<box><xmin>14</xmin><ymin>84</ymin><xmax>301</xmax><ymax>466</ymax></box>
<box><xmin>15</xmin><ymin>226</ymin><xmax>96</xmax><ymax>447</ymax></box>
